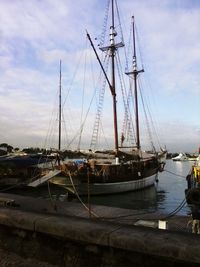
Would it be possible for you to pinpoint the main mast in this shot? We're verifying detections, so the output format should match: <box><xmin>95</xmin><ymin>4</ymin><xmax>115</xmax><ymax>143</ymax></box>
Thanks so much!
<box><xmin>126</xmin><ymin>16</ymin><xmax>144</xmax><ymax>150</ymax></box>
<box><xmin>87</xmin><ymin>0</ymin><xmax>124</xmax><ymax>153</ymax></box>
<box><xmin>100</xmin><ymin>0</ymin><xmax>124</xmax><ymax>153</ymax></box>
<box><xmin>110</xmin><ymin>0</ymin><xmax>118</xmax><ymax>153</ymax></box>
<box><xmin>58</xmin><ymin>60</ymin><xmax>62</xmax><ymax>151</ymax></box>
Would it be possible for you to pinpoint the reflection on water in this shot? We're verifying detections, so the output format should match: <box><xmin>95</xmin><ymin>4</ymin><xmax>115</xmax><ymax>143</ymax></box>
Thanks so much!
<box><xmin>83</xmin><ymin>186</ymin><xmax>158</xmax><ymax>213</ymax></box>
<box><xmin>80</xmin><ymin>160</ymin><xmax>193</xmax><ymax>215</ymax></box>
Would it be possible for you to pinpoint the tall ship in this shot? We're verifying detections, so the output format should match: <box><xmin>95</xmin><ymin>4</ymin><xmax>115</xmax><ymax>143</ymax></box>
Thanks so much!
<box><xmin>0</xmin><ymin>0</ymin><xmax>167</xmax><ymax>195</ymax></box>
<box><xmin>49</xmin><ymin>0</ymin><xmax>167</xmax><ymax>195</ymax></box>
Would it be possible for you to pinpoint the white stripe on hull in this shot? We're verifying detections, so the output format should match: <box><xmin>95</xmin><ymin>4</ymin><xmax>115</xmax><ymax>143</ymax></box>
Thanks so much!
<box><xmin>74</xmin><ymin>174</ymin><xmax>157</xmax><ymax>195</ymax></box>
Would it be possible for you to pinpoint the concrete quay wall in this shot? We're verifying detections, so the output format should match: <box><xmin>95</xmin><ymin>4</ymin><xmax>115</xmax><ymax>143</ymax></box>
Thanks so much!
<box><xmin>0</xmin><ymin>208</ymin><xmax>199</xmax><ymax>267</ymax></box>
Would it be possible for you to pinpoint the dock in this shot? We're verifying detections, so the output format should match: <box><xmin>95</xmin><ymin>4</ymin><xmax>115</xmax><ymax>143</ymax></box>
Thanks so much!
<box><xmin>0</xmin><ymin>192</ymin><xmax>198</xmax><ymax>267</ymax></box>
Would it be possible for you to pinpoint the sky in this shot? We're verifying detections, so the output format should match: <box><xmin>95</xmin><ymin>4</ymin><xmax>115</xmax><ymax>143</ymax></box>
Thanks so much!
<box><xmin>0</xmin><ymin>0</ymin><xmax>199</xmax><ymax>153</ymax></box>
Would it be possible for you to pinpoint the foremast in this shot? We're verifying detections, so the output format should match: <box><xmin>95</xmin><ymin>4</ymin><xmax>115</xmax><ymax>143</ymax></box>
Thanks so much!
<box><xmin>126</xmin><ymin>16</ymin><xmax>144</xmax><ymax>150</ymax></box>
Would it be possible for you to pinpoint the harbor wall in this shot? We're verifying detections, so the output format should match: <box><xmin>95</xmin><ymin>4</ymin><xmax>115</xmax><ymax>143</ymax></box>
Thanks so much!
<box><xmin>0</xmin><ymin>208</ymin><xmax>200</xmax><ymax>266</ymax></box>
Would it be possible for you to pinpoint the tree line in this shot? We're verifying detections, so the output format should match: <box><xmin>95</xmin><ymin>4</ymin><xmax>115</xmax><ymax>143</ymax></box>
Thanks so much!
<box><xmin>0</xmin><ymin>143</ymin><xmax>50</xmax><ymax>154</ymax></box>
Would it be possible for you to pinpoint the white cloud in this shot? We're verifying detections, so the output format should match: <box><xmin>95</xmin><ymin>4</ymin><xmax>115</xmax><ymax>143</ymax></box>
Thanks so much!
<box><xmin>0</xmin><ymin>0</ymin><xmax>199</xmax><ymax>152</ymax></box>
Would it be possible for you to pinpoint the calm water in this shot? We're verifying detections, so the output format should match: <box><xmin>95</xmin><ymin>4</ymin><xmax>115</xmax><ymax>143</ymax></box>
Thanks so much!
<box><xmin>80</xmin><ymin>160</ymin><xmax>193</xmax><ymax>216</ymax></box>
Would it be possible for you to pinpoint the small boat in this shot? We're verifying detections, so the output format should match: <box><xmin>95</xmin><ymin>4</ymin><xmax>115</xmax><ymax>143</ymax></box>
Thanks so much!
<box><xmin>172</xmin><ymin>153</ymin><xmax>188</xmax><ymax>161</ymax></box>
<box><xmin>50</xmin><ymin>0</ymin><xmax>167</xmax><ymax>195</ymax></box>
<box><xmin>0</xmin><ymin>153</ymin><xmax>53</xmax><ymax>187</ymax></box>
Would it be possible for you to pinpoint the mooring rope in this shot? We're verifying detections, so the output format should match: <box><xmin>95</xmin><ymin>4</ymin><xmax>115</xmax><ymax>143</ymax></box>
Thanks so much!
<box><xmin>161</xmin><ymin>198</ymin><xmax>187</xmax><ymax>220</ymax></box>
<box><xmin>66</xmin><ymin>170</ymin><xmax>99</xmax><ymax>218</ymax></box>
<box><xmin>157</xmin><ymin>168</ymin><xmax>189</xmax><ymax>219</ymax></box>
<box><xmin>164</xmin><ymin>169</ymin><xmax>188</xmax><ymax>178</ymax></box>
<box><xmin>47</xmin><ymin>180</ymin><xmax>57</xmax><ymax>211</ymax></box>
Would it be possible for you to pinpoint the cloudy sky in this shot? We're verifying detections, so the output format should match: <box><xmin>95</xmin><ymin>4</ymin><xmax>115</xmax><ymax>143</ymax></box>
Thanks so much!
<box><xmin>0</xmin><ymin>0</ymin><xmax>199</xmax><ymax>153</ymax></box>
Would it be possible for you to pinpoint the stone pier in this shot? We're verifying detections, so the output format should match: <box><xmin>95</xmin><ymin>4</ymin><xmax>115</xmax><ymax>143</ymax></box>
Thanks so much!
<box><xmin>0</xmin><ymin>193</ymin><xmax>199</xmax><ymax>267</ymax></box>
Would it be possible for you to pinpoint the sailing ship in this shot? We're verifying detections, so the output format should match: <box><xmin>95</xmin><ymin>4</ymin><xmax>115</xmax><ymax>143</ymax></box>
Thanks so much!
<box><xmin>0</xmin><ymin>1</ymin><xmax>166</xmax><ymax>194</ymax></box>
<box><xmin>50</xmin><ymin>0</ymin><xmax>167</xmax><ymax>195</ymax></box>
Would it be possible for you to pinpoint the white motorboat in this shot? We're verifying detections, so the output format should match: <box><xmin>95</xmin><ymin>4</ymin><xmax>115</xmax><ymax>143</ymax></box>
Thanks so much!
<box><xmin>172</xmin><ymin>153</ymin><xmax>188</xmax><ymax>161</ymax></box>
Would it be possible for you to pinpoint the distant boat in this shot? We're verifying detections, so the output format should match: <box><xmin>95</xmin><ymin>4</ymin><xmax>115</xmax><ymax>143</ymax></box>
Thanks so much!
<box><xmin>172</xmin><ymin>153</ymin><xmax>188</xmax><ymax>162</ymax></box>
<box><xmin>50</xmin><ymin>0</ymin><xmax>167</xmax><ymax>195</ymax></box>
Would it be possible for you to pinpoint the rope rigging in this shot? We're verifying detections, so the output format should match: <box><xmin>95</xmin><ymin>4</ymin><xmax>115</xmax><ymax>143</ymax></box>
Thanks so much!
<box><xmin>115</xmin><ymin>52</ymin><xmax>136</xmax><ymax>146</ymax></box>
<box><xmin>138</xmin><ymin>79</ymin><xmax>156</xmax><ymax>151</ymax></box>
<box><xmin>114</xmin><ymin>0</ymin><xmax>125</xmax><ymax>45</ymax></box>
<box><xmin>141</xmin><ymin>75</ymin><xmax>164</xmax><ymax>150</ymax></box>
<box><xmin>66</xmin><ymin>89</ymin><xmax>96</xmax><ymax>149</ymax></box>
<box><xmin>90</xmin><ymin>53</ymin><xmax>110</xmax><ymax>150</ymax></box>
<box><xmin>99</xmin><ymin>0</ymin><xmax>110</xmax><ymax>47</ymax></box>
<box><xmin>77</xmin><ymin>43</ymin><xmax>88</xmax><ymax>151</ymax></box>
<box><xmin>123</xmin><ymin>15</ymin><xmax>164</xmax><ymax>152</ymax></box>
<box><xmin>125</xmin><ymin>19</ymin><xmax>145</xmax><ymax>72</ymax></box>
<box><xmin>125</xmin><ymin>20</ymin><xmax>132</xmax><ymax>73</ymax></box>
<box><xmin>51</xmin><ymin>36</ymin><xmax>99</xmax><ymax>151</ymax></box>
<box><xmin>99</xmin><ymin>0</ymin><xmax>124</xmax><ymax>49</ymax></box>
<box><xmin>138</xmin><ymin>77</ymin><xmax>164</xmax><ymax>151</ymax></box>
<box><xmin>135</xmin><ymin>23</ymin><xmax>145</xmax><ymax>70</ymax></box>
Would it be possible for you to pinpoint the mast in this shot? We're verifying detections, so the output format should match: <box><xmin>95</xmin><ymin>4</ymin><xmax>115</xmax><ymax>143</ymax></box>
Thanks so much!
<box><xmin>126</xmin><ymin>16</ymin><xmax>144</xmax><ymax>150</ymax></box>
<box><xmin>58</xmin><ymin>60</ymin><xmax>62</xmax><ymax>151</ymax></box>
<box><xmin>110</xmin><ymin>0</ymin><xmax>118</xmax><ymax>153</ymax></box>
<box><xmin>87</xmin><ymin>0</ymin><xmax>124</xmax><ymax>154</ymax></box>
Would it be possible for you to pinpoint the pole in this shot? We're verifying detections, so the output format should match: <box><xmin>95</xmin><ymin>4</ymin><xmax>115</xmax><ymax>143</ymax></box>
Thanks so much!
<box><xmin>58</xmin><ymin>60</ymin><xmax>62</xmax><ymax>151</ymax></box>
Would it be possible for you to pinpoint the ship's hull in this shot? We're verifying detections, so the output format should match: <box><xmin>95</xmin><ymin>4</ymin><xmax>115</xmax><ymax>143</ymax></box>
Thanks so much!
<box><xmin>50</xmin><ymin>163</ymin><xmax>160</xmax><ymax>196</ymax></box>
<box><xmin>70</xmin><ymin>173</ymin><xmax>157</xmax><ymax>195</ymax></box>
